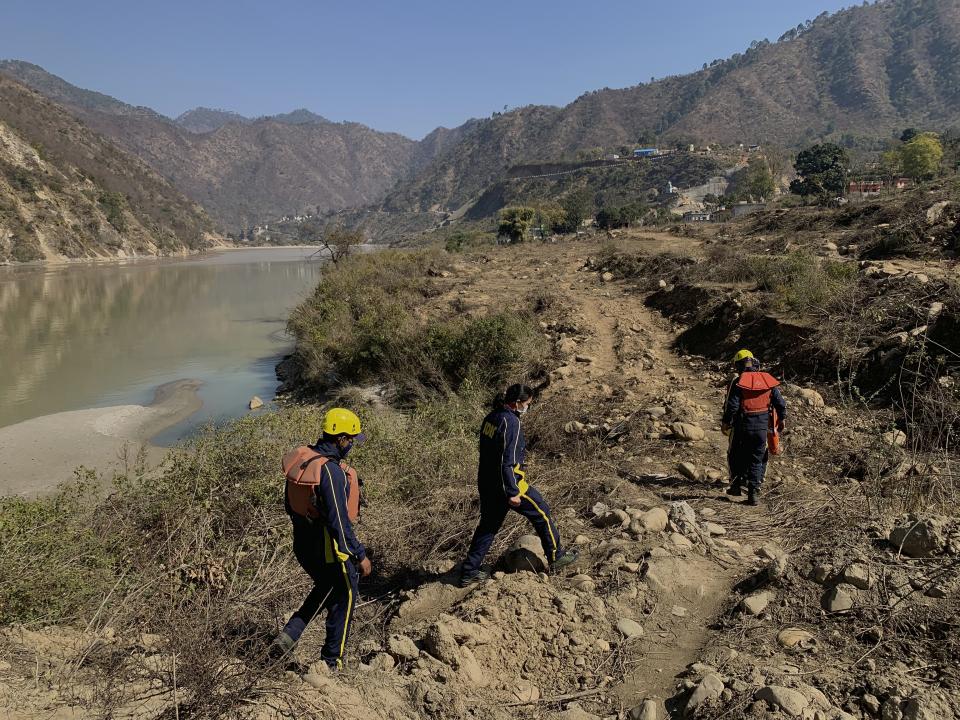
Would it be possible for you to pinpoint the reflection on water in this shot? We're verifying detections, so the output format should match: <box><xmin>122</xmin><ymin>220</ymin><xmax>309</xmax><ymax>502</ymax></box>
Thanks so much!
<box><xmin>0</xmin><ymin>248</ymin><xmax>323</xmax><ymax>442</ymax></box>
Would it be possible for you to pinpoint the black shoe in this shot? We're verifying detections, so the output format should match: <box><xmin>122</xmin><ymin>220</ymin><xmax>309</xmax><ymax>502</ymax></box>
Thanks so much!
<box><xmin>726</xmin><ymin>484</ymin><xmax>743</xmax><ymax>497</ymax></box>
<box><xmin>550</xmin><ymin>549</ymin><xmax>579</xmax><ymax>572</ymax></box>
<box><xmin>458</xmin><ymin>570</ymin><xmax>489</xmax><ymax>588</ymax></box>
<box><xmin>266</xmin><ymin>631</ymin><xmax>297</xmax><ymax>661</ymax></box>
<box><xmin>746</xmin><ymin>488</ymin><xmax>759</xmax><ymax>506</ymax></box>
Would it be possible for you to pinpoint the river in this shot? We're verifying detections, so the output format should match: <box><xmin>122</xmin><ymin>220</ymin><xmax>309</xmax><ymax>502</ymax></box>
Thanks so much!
<box><xmin>0</xmin><ymin>248</ymin><xmax>324</xmax><ymax>446</ymax></box>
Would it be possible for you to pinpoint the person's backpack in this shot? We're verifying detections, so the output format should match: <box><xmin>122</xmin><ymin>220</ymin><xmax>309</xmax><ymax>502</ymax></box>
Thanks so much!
<box><xmin>736</xmin><ymin>372</ymin><xmax>784</xmax><ymax>455</ymax></box>
<box><xmin>281</xmin><ymin>447</ymin><xmax>360</xmax><ymax>521</ymax></box>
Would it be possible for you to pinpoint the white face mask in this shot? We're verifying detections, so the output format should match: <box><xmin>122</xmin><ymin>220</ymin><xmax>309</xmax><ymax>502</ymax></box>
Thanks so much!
<box><xmin>517</xmin><ymin>402</ymin><xmax>531</xmax><ymax>415</ymax></box>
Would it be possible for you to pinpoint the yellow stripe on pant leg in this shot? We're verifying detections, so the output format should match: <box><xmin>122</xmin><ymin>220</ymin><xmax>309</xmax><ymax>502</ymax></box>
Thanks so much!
<box><xmin>521</xmin><ymin>493</ymin><xmax>557</xmax><ymax>562</ymax></box>
<box><xmin>336</xmin><ymin>561</ymin><xmax>354</xmax><ymax>667</ymax></box>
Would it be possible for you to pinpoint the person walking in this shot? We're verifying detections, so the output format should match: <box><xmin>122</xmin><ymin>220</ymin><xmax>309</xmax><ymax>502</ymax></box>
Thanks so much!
<box><xmin>722</xmin><ymin>350</ymin><xmax>786</xmax><ymax>506</ymax></box>
<box><xmin>271</xmin><ymin>408</ymin><xmax>370</xmax><ymax>669</ymax></box>
<box><xmin>459</xmin><ymin>384</ymin><xmax>578</xmax><ymax>587</ymax></box>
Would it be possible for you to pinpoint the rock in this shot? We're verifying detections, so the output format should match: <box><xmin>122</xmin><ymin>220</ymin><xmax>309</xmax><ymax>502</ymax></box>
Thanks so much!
<box><xmin>422</xmin><ymin>623</ymin><xmax>461</xmax><ymax>665</ymax></box>
<box><xmin>862</xmin><ymin>693</ymin><xmax>882</xmax><ymax>714</ymax></box>
<box><xmin>677</xmin><ymin>462</ymin><xmax>699</xmax><ymax>481</ymax></box>
<box><xmin>741</xmin><ymin>590</ymin><xmax>773</xmax><ymax>615</ymax></box>
<box><xmin>509</xmin><ymin>680</ymin><xmax>541</xmax><ymax>703</ymax></box>
<box><xmin>903</xmin><ymin>694</ymin><xmax>954</xmax><ymax>720</ymax></box>
<box><xmin>575</xmin><ymin>354</ymin><xmax>595</xmax><ymax>364</ymax></box>
<box><xmin>808</xmin><ymin>563</ymin><xmax>832</xmax><ymax>584</ymax></box>
<box><xmin>573</xmin><ymin>534</ymin><xmax>591</xmax><ymax>545</ymax></box>
<box><xmin>823</xmin><ymin>241</ymin><xmax>838</xmax><ymax>252</ymax></box>
<box><xmin>554</xmin><ymin>704</ymin><xmax>602</xmax><ymax>720</ymax></box>
<box><xmin>925</xmin><ymin>584</ymin><xmax>947</xmax><ymax>599</ymax></box>
<box><xmin>686</xmin><ymin>673</ymin><xmax>725</xmax><ymax>716</ymax></box>
<box><xmin>928</xmin><ymin>301</ymin><xmax>944</xmax><ymax>319</ymax></box>
<box><xmin>926</xmin><ymin>200</ymin><xmax>951</xmax><ymax>224</ymax></box>
<box><xmin>670</xmin><ymin>532</ymin><xmax>693</xmax><ymax>548</ymax></box>
<box><xmin>616</xmin><ymin>618</ymin><xmax>645</xmax><ymax>639</ymax></box>
<box><xmin>671</xmin><ymin>605</ymin><xmax>688</xmax><ymax>617</ymax></box>
<box><xmin>758</xmin><ymin>544</ymin><xmax>785</xmax><ymax>561</ymax></box>
<box><xmin>754</xmin><ymin>685</ymin><xmax>810</xmax><ymax>717</ymax></box>
<box><xmin>593</xmin><ymin>508</ymin><xmax>630</xmax><ymax>529</ymax></box>
<box><xmin>629</xmin><ymin>699</ymin><xmax>662</xmax><ymax>720</ymax></box>
<box><xmin>248</xmin><ymin>395</ymin><xmax>264</xmax><ymax>410</ymax></box>
<box><xmin>564</xmin><ymin>420</ymin><xmax>586</xmax><ymax>434</ymax></box>
<box><xmin>601</xmin><ymin>272</ymin><xmax>615</xmax><ymax>282</ymax></box>
<box><xmin>645</xmin><ymin>406</ymin><xmax>667</xmax><ymax>418</ymax></box>
<box><xmin>457</xmin><ymin>645</ymin><xmax>489</xmax><ymax>687</ymax></box>
<box><xmin>839</xmin><ymin>563</ymin><xmax>872</xmax><ymax>590</ymax></box>
<box><xmin>505</xmin><ymin>534</ymin><xmax>549</xmax><ymax>574</ymax></box>
<box><xmin>571</xmin><ymin>574</ymin><xmax>596</xmax><ymax>592</ymax></box>
<box><xmin>671</xmin><ymin>422</ymin><xmax>705</xmax><ymax>442</ymax></box>
<box><xmin>386</xmin><ymin>634</ymin><xmax>420</xmax><ymax>661</ymax></box>
<box><xmin>882</xmin><ymin>696</ymin><xmax>904</xmax><ymax>720</ymax></box>
<box><xmin>558</xmin><ymin>338</ymin><xmax>578</xmax><ymax>355</ymax></box>
<box><xmin>798</xmin><ymin>388</ymin><xmax>825</xmax><ymax>408</ymax></box>
<box><xmin>641</xmin><ymin>507</ymin><xmax>669</xmax><ymax>532</ymax></box>
<box><xmin>703</xmin><ymin>522</ymin><xmax>726</xmax><ymax>536</ymax></box>
<box><xmin>889</xmin><ymin>517</ymin><xmax>945</xmax><ymax>558</ymax></box>
<box><xmin>821</xmin><ymin>585</ymin><xmax>855</xmax><ymax>613</ymax></box>
<box><xmin>777</xmin><ymin>627</ymin><xmax>816</xmax><ymax>648</ymax></box>
<box><xmin>367</xmin><ymin>652</ymin><xmax>395</xmax><ymax>671</ymax></box>
<box><xmin>883</xmin><ymin>430</ymin><xmax>908</xmax><ymax>447</ymax></box>
<box><xmin>302</xmin><ymin>672</ymin><xmax>332</xmax><ymax>690</ymax></box>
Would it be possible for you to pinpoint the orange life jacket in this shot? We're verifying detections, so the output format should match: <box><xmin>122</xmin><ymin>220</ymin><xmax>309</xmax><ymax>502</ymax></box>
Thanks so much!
<box><xmin>281</xmin><ymin>446</ymin><xmax>360</xmax><ymax>522</ymax></box>
<box><xmin>736</xmin><ymin>371</ymin><xmax>780</xmax><ymax>415</ymax></box>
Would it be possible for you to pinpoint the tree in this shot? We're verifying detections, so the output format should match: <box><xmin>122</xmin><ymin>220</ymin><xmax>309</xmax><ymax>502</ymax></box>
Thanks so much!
<box><xmin>745</xmin><ymin>156</ymin><xmax>775</xmax><ymax>200</ymax></box>
<box><xmin>789</xmin><ymin>143</ymin><xmax>850</xmax><ymax>198</ymax></box>
<box><xmin>878</xmin><ymin>149</ymin><xmax>903</xmax><ymax>180</ymax></box>
<box><xmin>532</xmin><ymin>203</ymin><xmax>567</xmax><ymax>237</ymax></box>
<box><xmin>559</xmin><ymin>189</ymin><xmax>593</xmax><ymax>232</ymax></box>
<box><xmin>497</xmin><ymin>206</ymin><xmax>536</xmax><ymax>243</ymax></box>
<box><xmin>596</xmin><ymin>201</ymin><xmax>646</xmax><ymax>230</ymax></box>
<box><xmin>299</xmin><ymin>221</ymin><xmax>362</xmax><ymax>264</ymax></box>
<box><xmin>900</xmin><ymin>133</ymin><xmax>943</xmax><ymax>181</ymax></box>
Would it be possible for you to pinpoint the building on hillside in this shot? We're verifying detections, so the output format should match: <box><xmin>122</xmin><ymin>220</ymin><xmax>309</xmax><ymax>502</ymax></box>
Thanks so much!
<box><xmin>849</xmin><ymin>180</ymin><xmax>883</xmax><ymax>195</ymax></box>
<box><xmin>747</xmin><ymin>144</ymin><xmax>762</xmax><ymax>153</ymax></box>
<box><xmin>606</xmin><ymin>154</ymin><xmax>620</xmax><ymax>160</ymax></box>
<box><xmin>634</xmin><ymin>147</ymin><xmax>658</xmax><ymax>158</ymax></box>
<box><xmin>731</xmin><ymin>201</ymin><xmax>767</xmax><ymax>218</ymax></box>
<box><xmin>682</xmin><ymin>210</ymin><xmax>714</xmax><ymax>222</ymax></box>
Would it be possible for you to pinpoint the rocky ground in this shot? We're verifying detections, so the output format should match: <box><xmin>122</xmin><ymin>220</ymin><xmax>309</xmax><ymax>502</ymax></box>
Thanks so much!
<box><xmin>1</xmin><ymin>234</ymin><xmax>957</xmax><ymax>719</ymax></box>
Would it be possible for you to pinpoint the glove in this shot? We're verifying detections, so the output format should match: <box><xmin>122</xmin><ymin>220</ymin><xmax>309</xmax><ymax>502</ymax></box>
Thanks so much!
<box><xmin>721</xmin><ymin>423</ymin><xmax>731</xmax><ymax>437</ymax></box>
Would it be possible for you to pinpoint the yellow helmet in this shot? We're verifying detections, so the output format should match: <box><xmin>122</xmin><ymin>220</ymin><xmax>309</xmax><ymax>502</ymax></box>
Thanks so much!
<box><xmin>322</xmin><ymin>408</ymin><xmax>363</xmax><ymax>437</ymax></box>
<box><xmin>732</xmin><ymin>349</ymin><xmax>755</xmax><ymax>363</ymax></box>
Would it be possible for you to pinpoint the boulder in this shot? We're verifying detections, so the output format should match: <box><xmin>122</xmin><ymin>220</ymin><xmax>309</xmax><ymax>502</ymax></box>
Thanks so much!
<box><xmin>670</xmin><ymin>533</ymin><xmax>693</xmax><ymax>548</ymax></box>
<box><xmin>798</xmin><ymin>388</ymin><xmax>825</xmax><ymax>408</ymax></box>
<box><xmin>889</xmin><ymin>517</ymin><xmax>946</xmax><ymax>557</ymax></box>
<box><xmin>839</xmin><ymin>562</ymin><xmax>872</xmax><ymax>590</ymax></box>
<box><xmin>505</xmin><ymin>535</ymin><xmax>549</xmax><ymax>574</ymax></box>
<box><xmin>386</xmin><ymin>634</ymin><xmax>420</xmax><ymax>661</ymax></box>
<box><xmin>741</xmin><ymin>590</ymin><xmax>773</xmax><ymax>615</ymax></box>
<box><xmin>593</xmin><ymin>508</ymin><xmax>630</xmax><ymax>529</ymax></box>
<box><xmin>571</xmin><ymin>574</ymin><xmax>596</xmax><ymax>592</ymax></box>
<box><xmin>883</xmin><ymin>430</ymin><xmax>908</xmax><ymax>447</ymax></box>
<box><xmin>677</xmin><ymin>462</ymin><xmax>699</xmax><ymax>481</ymax></box>
<box><xmin>554</xmin><ymin>705</ymin><xmax>602</xmax><ymax>720</ymax></box>
<box><xmin>685</xmin><ymin>673</ymin><xmax>725</xmax><ymax>717</ymax></box>
<box><xmin>754</xmin><ymin>685</ymin><xmax>809</xmax><ymax>717</ymax></box>
<box><xmin>821</xmin><ymin>585</ymin><xmax>855</xmax><ymax>613</ymax></box>
<box><xmin>509</xmin><ymin>681</ymin><xmax>541</xmax><ymax>703</ymax></box>
<box><xmin>628</xmin><ymin>699</ymin><xmax>662</xmax><ymax>720</ymax></box>
<box><xmin>248</xmin><ymin>396</ymin><xmax>264</xmax><ymax>410</ymax></box>
<box><xmin>641</xmin><ymin>507</ymin><xmax>669</xmax><ymax>532</ymax></box>
<box><xmin>777</xmin><ymin>628</ymin><xmax>816</xmax><ymax>648</ymax></box>
<box><xmin>671</xmin><ymin>422</ymin><xmax>705</xmax><ymax>442</ymax></box>
<box><xmin>703</xmin><ymin>522</ymin><xmax>726</xmax><ymax>536</ymax></box>
<box><xmin>601</xmin><ymin>272</ymin><xmax>615</xmax><ymax>282</ymax></box>
<box><xmin>564</xmin><ymin>420</ymin><xmax>586</xmax><ymax>434</ymax></box>
<box><xmin>558</xmin><ymin>338</ymin><xmax>578</xmax><ymax>355</ymax></box>
<box><xmin>645</xmin><ymin>406</ymin><xmax>667</xmax><ymax>418</ymax></box>
<box><xmin>616</xmin><ymin>618</ymin><xmax>645</xmax><ymax>639</ymax></box>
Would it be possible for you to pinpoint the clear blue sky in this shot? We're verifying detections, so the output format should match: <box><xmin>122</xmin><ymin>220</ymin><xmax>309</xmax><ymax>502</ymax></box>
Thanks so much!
<box><xmin>2</xmin><ymin>0</ymin><xmax>855</xmax><ymax>139</ymax></box>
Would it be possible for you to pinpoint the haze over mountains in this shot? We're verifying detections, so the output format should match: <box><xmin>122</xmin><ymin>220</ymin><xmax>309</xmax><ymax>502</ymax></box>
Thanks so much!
<box><xmin>3</xmin><ymin>0</ymin><xmax>960</xmax><ymax>240</ymax></box>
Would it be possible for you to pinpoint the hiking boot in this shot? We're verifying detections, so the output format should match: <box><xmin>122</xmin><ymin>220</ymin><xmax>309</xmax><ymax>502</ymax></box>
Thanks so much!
<box><xmin>267</xmin><ymin>631</ymin><xmax>297</xmax><ymax>660</ymax></box>
<box><xmin>725</xmin><ymin>484</ymin><xmax>743</xmax><ymax>497</ymax></box>
<box><xmin>458</xmin><ymin>570</ymin><xmax>490</xmax><ymax>588</ymax></box>
<box><xmin>550</xmin><ymin>549</ymin><xmax>579</xmax><ymax>572</ymax></box>
<box><xmin>746</xmin><ymin>488</ymin><xmax>759</xmax><ymax>506</ymax></box>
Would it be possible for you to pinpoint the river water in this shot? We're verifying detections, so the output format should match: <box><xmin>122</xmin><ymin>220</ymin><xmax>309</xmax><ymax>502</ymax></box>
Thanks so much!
<box><xmin>0</xmin><ymin>248</ymin><xmax>323</xmax><ymax>444</ymax></box>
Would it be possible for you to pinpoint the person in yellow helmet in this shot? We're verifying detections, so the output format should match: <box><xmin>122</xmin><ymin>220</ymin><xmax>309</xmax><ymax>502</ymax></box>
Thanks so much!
<box><xmin>271</xmin><ymin>407</ymin><xmax>371</xmax><ymax>669</ymax></box>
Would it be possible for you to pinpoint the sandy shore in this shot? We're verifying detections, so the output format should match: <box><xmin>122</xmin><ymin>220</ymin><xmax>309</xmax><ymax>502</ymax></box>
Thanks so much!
<box><xmin>0</xmin><ymin>379</ymin><xmax>202</xmax><ymax>497</ymax></box>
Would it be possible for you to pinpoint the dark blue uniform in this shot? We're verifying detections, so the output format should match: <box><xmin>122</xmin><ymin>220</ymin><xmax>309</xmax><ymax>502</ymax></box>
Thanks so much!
<box><xmin>282</xmin><ymin>440</ymin><xmax>365</xmax><ymax>669</ymax></box>
<box><xmin>462</xmin><ymin>407</ymin><xmax>562</xmax><ymax>575</ymax></box>
<box><xmin>722</xmin><ymin>371</ymin><xmax>787</xmax><ymax>492</ymax></box>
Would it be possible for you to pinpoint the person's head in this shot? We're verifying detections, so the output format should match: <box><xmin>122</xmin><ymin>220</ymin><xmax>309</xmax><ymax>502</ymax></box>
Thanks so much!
<box><xmin>503</xmin><ymin>383</ymin><xmax>535</xmax><ymax>414</ymax></box>
<box><xmin>732</xmin><ymin>348</ymin><xmax>756</xmax><ymax>372</ymax></box>
<box><xmin>319</xmin><ymin>407</ymin><xmax>365</xmax><ymax>455</ymax></box>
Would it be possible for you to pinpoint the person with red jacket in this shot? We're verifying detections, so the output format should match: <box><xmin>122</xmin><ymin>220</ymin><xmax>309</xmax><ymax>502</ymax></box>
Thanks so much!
<box><xmin>721</xmin><ymin>350</ymin><xmax>786</xmax><ymax>506</ymax></box>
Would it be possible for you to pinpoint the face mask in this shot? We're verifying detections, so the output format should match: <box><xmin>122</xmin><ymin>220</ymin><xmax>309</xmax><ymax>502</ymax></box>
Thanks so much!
<box><xmin>517</xmin><ymin>403</ymin><xmax>531</xmax><ymax>415</ymax></box>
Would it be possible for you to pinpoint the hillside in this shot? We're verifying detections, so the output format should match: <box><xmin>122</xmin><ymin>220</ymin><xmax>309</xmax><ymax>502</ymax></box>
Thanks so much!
<box><xmin>383</xmin><ymin>0</ymin><xmax>960</xmax><ymax>214</ymax></box>
<box><xmin>0</xmin><ymin>62</ymin><xmax>424</xmax><ymax>230</ymax></box>
<box><xmin>0</xmin><ymin>75</ymin><xmax>218</xmax><ymax>262</ymax></box>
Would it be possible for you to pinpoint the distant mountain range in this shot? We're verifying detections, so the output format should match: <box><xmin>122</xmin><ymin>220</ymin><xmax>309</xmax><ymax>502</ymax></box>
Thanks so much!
<box><xmin>3</xmin><ymin>0</ymin><xmax>960</xmax><ymax>237</ymax></box>
<box><xmin>0</xmin><ymin>75</ymin><xmax>217</xmax><ymax>262</ymax></box>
